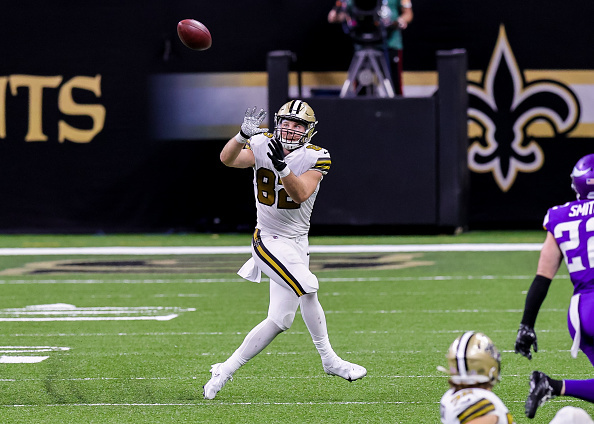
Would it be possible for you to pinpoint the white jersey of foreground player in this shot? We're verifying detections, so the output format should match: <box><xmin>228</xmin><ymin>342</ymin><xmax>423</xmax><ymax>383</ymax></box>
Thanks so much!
<box><xmin>440</xmin><ymin>387</ymin><xmax>514</xmax><ymax>424</ymax></box>
<box><xmin>441</xmin><ymin>389</ymin><xmax>593</xmax><ymax>423</ymax></box>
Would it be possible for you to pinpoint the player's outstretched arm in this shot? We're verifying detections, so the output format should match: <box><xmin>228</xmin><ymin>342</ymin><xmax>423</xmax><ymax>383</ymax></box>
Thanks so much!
<box><xmin>220</xmin><ymin>136</ymin><xmax>255</xmax><ymax>168</ymax></box>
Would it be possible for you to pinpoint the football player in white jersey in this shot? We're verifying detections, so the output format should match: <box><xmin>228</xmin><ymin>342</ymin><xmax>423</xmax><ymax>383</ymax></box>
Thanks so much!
<box><xmin>439</xmin><ymin>332</ymin><xmax>593</xmax><ymax>423</ymax></box>
<box><xmin>203</xmin><ymin>100</ymin><xmax>366</xmax><ymax>399</ymax></box>
<box><xmin>439</xmin><ymin>332</ymin><xmax>515</xmax><ymax>424</ymax></box>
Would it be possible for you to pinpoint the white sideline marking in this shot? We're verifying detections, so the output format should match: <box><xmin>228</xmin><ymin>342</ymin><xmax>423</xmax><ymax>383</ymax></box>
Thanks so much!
<box><xmin>0</xmin><ymin>243</ymin><xmax>542</xmax><ymax>256</ymax></box>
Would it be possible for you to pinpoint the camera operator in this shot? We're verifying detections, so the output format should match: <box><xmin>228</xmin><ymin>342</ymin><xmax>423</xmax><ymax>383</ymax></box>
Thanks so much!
<box><xmin>328</xmin><ymin>0</ymin><xmax>413</xmax><ymax>95</ymax></box>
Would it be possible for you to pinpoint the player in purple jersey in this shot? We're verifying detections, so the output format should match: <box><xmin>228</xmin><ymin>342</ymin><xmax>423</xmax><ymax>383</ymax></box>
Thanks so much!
<box><xmin>515</xmin><ymin>154</ymin><xmax>594</xmax><ymax>418</ymax></box>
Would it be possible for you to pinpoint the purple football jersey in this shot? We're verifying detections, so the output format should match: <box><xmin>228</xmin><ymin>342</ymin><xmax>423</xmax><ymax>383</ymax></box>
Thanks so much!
<box><xmin>544</xmin><ymin>199</ymin><xmax>594</xmax><ymax>294</ymax></box>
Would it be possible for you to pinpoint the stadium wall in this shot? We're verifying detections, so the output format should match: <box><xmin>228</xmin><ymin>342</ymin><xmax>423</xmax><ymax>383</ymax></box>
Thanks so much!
<box><xmin>0</xmin><ymin>1</ymin><xmax>591</xmax><ymax>233</ymax></box>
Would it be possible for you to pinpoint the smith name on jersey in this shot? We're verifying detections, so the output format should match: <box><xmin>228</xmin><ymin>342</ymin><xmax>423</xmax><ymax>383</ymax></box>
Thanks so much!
<box><xmin>440</xmin><ymin>388</ymin><xmax>515</xmax><ymax>424</ymax></box>
<box><xmin>247</xmin><ymin>133</ymin><xmax>331</xmax><ymax>238</ymax></box>
<box><xmin>544</xmin><ymin>198</ymin><xmax>594</xmax><ymax>294</ymax></box>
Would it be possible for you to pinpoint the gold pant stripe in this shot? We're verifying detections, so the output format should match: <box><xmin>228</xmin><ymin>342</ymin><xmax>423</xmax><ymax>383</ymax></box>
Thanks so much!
<box><xmin>252</xmin><ymin>229</ymin><xmax>305</xmax><ymax>297</ymax></box>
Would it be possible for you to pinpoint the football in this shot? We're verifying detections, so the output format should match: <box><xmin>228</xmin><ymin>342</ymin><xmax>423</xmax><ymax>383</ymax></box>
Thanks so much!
<box><xmin>177</xmin><ymin>19</ymin><xmax>212</xmax><ymax>51</ymax></box>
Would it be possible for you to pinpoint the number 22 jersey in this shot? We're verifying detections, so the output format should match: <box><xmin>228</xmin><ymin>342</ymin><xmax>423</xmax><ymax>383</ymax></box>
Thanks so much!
<box><xmin>544</xmin><ymin>199</ymin><xmax>594</xmax><ymax>294</ymax></box>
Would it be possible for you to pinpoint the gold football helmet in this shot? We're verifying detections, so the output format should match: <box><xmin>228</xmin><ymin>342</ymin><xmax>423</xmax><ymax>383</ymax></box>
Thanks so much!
<box><xmin>439</xmin><ymin>331</ymin><xmax>501</xmax><ymax>386</ymax></box>
<box><xmin>274</xmin><ymin>100</ymin><xmax>318</xmax><ymax>151</ymax></box>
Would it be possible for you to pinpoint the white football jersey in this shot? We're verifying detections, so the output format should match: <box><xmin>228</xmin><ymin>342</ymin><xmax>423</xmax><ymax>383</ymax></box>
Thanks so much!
<box><xmin>440</xmin><ymin>388</ymin><xmax>515</xmax><ymax>424</ymax></box>
<box><xmin>247</xmin><ymin>133</ymin><xmax>330</xmax><ymax>238</ymax></box>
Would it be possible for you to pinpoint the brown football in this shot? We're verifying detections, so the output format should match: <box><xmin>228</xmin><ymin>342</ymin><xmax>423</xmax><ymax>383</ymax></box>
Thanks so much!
<box><xmin>177</xmin><ymin>19</ymin><xmax>212</xmax><ymax>51</ymax></box>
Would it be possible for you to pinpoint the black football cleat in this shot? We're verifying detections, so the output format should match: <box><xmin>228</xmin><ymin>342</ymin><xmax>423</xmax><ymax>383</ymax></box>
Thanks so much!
<box><xmin>525</xmin><ymin>371</ymin><xmax>555</xmax><ymax>419</ymax></box>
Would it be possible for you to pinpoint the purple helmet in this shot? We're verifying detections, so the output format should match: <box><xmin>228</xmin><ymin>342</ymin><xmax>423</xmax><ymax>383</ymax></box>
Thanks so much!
<box><xmin>571</xmin><ymin>154</ymin><xmax>594</xmax><ymax>200</ymax></box>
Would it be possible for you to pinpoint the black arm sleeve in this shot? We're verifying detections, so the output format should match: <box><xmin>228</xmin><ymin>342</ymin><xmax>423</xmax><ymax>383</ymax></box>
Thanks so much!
<box><xmin>520</xmin><ymin>274</ymin><xmax>553</xmax><ymax>327</ymax></box>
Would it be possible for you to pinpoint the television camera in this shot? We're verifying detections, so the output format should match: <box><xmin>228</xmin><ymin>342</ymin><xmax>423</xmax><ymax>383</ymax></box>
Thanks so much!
<box><xmin>339</xmin><ymin>0</ymin><xmax>396</xmax><ymax>98</ymax></box>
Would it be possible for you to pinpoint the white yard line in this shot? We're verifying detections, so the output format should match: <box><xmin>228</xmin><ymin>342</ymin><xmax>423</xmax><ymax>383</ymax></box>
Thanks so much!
<box><xmin>0</xmin><ymin>274</ymin><xmax>568</xmax><ymax>285</ymax></box>
<box><xmin>1</xmin><ymin>328</ymin><xmax>568</xmax><ymax>338</ymax></box>
<box><xmin>0</xmin><ymin>243</ymin><xmax>543</xmax><ymax>256</ymax></box>
<box><xmin>1</xmin><ymin>399</ymin><xmax>582</xmax><ymax>407</ymax></box>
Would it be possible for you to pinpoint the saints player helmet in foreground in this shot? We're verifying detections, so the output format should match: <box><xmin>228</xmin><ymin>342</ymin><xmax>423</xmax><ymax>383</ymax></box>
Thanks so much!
<box><xmin>274</xmin><ymin>100</ymin><xmax>318</xmax><ymax>151</ymax></box>
<box><xmin>438</xmin><ymin>333</ymin><xmax>514</xmax><ymax>424</ymax></box>
<box><xmin>440</xmin><ymin>331</ymin><xmax>501</xmax><ymax>386</ymax></box>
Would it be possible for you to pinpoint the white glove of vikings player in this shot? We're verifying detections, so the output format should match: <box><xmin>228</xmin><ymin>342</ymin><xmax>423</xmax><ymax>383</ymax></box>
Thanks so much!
<box><xmin>235</xmin><ymin>107</ymin><xmax>268</xmax><ymax>144</ymax></box>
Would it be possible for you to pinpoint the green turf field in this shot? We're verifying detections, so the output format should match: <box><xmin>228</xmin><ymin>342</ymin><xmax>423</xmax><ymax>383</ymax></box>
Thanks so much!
<box><xmin>0</xmin><ymin>232</ymin><xmax>592</xmax><ymax>423</ymax></box>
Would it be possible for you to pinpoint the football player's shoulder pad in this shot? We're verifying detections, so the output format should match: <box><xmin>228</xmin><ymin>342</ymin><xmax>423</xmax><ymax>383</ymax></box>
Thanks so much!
<box><xmin>304</xmin><ymin>143</ymin><xmax>330</xmax><ymax>157</ymax></box>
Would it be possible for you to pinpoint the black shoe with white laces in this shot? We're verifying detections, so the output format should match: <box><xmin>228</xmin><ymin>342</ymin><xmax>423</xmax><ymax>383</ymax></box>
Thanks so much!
<box><xmin>525</xmin><ymin>371</ymin><xmax>556</xmax><ymax>419</ymax></box>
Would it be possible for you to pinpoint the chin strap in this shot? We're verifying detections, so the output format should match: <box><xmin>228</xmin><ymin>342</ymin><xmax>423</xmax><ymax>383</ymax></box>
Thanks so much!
<box><xmin>279</xmin><ymin>137</ymin><xmax>303</xmax><ymax>151</ymax></box>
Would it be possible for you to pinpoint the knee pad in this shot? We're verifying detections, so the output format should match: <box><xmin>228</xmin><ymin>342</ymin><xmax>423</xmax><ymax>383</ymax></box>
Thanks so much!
<box><xmin>268</xmin><ymin>299</ymin><xmax>298</xmax><ymax>331</ymax></box>
<box><xmin>302</xmin><ymin>274</ymin><xmax>319</xmax><ymax>293</ymax></box>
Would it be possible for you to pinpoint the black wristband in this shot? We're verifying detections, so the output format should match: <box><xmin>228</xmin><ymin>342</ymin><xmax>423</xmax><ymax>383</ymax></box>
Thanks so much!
<box><xmin>239</xmin><ymin>129</ymin><xmax>250</xmax><ymax>140</ymax></box>
<box><xmin>521</xmin><ymin>275</ymin><xmax>552</xmax><ymax>327</ymax></box>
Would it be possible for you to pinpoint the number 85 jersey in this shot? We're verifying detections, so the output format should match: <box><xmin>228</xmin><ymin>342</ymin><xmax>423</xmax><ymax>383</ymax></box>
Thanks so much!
<box><xmin>544</xmin><ymin>198</ymin><xmax>594</xmax><ymax>294</ymax></box>
<box><xmin>247</xmin><ymin>133</ymin><xmax>331</xmax><ymax>238</ymax></box>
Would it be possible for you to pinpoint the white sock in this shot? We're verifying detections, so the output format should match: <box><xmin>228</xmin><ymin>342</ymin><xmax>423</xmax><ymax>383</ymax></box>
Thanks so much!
<box><xmin>221</xmin><ymin>318</ymin><xmax>283</xmax><ymax>376</ymax></box>
<box><xmin>299</xmin><ymin>293</ymin><xmax>337</xmax><ymax>365</ymax></box>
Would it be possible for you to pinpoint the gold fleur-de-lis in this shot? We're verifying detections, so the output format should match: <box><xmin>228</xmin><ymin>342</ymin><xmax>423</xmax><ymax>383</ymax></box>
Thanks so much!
<box><xmin>467</xmin><ymin>25</ymin><xmax>580</xmax><ymax>192</ymax></box>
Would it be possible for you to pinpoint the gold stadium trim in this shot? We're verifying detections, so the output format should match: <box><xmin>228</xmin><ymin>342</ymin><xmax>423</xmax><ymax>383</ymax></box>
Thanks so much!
<box><xmin>180</xmin><ymin>69</ymin><xmax>594</xmax><ymax>88</ymax></box>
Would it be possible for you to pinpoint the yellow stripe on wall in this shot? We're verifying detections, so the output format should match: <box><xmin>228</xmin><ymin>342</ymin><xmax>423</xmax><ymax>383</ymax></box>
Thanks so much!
<box><xmin>467</xmin><ymin>70</ymin><xmax>594</xmax><ymax>84</ymax></box>
<box><xmin>171</xmin><ymin>69</ymin><xmax>594</xmax><ymax>88</ymax></box>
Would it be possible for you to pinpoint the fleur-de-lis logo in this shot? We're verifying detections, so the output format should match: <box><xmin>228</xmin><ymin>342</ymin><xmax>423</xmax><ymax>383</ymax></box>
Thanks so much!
<box><xmin>468</xmin><ymin>25</ymin><xmax>580</xmax><ymax>192</ymax></box>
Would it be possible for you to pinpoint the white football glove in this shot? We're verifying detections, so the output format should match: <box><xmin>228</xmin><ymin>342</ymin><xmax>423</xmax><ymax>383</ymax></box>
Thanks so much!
<box><xmin>235</xmin><ymin>107</ymin><xmax>268</xmax><ymax>144</ymax></box>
